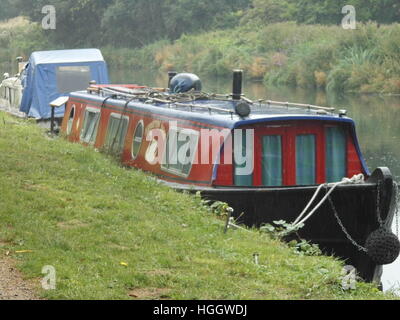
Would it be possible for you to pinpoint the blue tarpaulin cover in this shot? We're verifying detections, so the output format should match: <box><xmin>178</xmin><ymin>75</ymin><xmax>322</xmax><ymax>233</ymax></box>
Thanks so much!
<box><xmin>20</xmin><ymin>48</ymin><xmax>109</xmax><ymax>119</ymax></box>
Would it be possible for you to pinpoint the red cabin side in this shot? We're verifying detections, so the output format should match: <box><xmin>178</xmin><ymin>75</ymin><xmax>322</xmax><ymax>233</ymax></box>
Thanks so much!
<box><xmin>214</xmin><ymin>120</ymin><xmax>365</xmax><ymax>187</ymax></box>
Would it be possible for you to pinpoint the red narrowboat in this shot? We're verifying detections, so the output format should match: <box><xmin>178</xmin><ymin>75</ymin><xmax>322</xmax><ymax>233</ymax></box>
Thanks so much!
<box><xmin>60</xmin><ymin>72</ymin><xmax>399</xmax><ymax>284</ymax></box>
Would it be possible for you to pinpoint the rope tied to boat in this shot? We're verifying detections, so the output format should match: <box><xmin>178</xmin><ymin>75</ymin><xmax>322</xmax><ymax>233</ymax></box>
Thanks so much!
<box><xmin>291</xmin><ymin>174</ymin><xmax>365</xmax><ymax>230</ymax></box>
<box><xmin>290</xmin><ymin>174</ymin><xmax>400</xmax><ymax>265</ymax></box>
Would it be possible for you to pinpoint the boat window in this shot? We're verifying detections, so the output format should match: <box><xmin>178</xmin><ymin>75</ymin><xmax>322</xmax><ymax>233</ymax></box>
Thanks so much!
<box><xmin>234</xmin><ymin>130</ymin><xmax>253</xmax><ymax>187</ymax></box>
<box><xmin>162</xmin><ymin>127</ymin><xmax>199</xmax><ymax>177</ymax></box>
<box><xmin>80</xmin><ymin>108</ymin><xmax>100</xmax><ymax>144</ymax></box>
<box><xmin>296</xmin><ymin>134</ymin><xmax>316</xmax><ymax>185</ymax></box>
<box><xmin>326</xmin><ymin>127</ymin><xmax>347</xmax><ymax>182</ymax></box>
<box><xmin>262</xmin><ymin>135</ymin><xmax>283</xmax><ymax>186</ymax></box>
<box><xmin>56</xmin><ymin>66</ymin><xmax>91</xmax><ymax>93</ymax></box>
<box><xmin>67</xmin><ymin>105</ymin><xmax>75</xmax><ymax>135</ymax></box>
<box><xmin>105</xmin><ymin>114</ymin><xmax>129</xmax><ymax>154</ymax></box>
<box><xmin>132</xmin><ymin>121</ymin><xmax>144</xmax><ymax>160</ymax></box>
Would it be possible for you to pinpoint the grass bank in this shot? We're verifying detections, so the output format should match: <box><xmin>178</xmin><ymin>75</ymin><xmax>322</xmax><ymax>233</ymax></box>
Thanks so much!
<box><xmin>105</xmin><ymin>22</ymin><xmax>400</xmax><ymax>94</ymax></box>
<box><xmin>0</xmin><ymin>111</ymin><xmax>395</xmax><ymax>300</ymax></box>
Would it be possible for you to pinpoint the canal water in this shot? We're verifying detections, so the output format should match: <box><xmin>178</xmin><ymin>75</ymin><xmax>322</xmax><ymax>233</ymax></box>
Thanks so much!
<box><xmin>111</xmin><ymin>69</ymin><xmax>400</xmax><ymax>292</ymax></box>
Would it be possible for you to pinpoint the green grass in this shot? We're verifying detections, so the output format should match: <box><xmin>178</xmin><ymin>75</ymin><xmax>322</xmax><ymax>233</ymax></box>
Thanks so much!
<box><xmin>0</xmin><ymin>111</ymin><xmax>396</xmax><ymax>300</ymax></box>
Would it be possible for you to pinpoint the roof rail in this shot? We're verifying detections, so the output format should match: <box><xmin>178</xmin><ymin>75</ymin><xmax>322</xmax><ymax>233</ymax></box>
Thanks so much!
<box><xmin>87</xmin><ymin>85</ymin><xmax>336</xmax><ymax>115</ymax></box>
<box><xmin>260</xmin><ymin>99</ymin><xmax>335</xmax><ymax>112</ymax></box>
<box><xmin>172</xmin><ymin>102</ymin><xmax>235</xmax><ymax>118</ymax></box>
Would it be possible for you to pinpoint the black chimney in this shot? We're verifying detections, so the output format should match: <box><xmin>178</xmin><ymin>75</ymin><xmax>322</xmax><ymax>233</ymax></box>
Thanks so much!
<box><xmin>232</xmin><ymin>70</ymin><xmax>243</xmax><ymax>100</ymax></box>
<box><xmin>168</xmin><ymin>71</ymin><xmax>178</xmax><ymax>88</ymax></box>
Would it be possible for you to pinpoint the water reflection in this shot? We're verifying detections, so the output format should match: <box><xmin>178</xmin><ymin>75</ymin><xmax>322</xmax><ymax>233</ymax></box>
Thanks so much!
<box><xmin>111</xmin><ymin>69</ymin><xmax>400</xmax><ymax>291</ymax></box>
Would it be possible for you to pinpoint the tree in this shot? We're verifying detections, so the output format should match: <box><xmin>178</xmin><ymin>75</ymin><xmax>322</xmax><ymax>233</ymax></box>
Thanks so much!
<box><xmin>293</xmin><ymin>0</ymin><xmax>400</xmax><ymax>25</ymax></box>
<box><xmin>240</xmin><ymin>0</ymin><xmax>295</xmax><ymax>25</ymax></box>
<box><xmin>15</xmin><ymin>0</ymin><xmax>112</xmax><ymax>47</ymax></box>
<box><xmin>101</xmin><ymin>0</ymin><xmax>250</xmax><ymax>47</ymax></box>
<box><xmin>11</xmin><ymin>0</ymin><xmax>400</xmax><ymax>49</ymax></box>
<box><xmin>0</xmin><ymin>0</ymin><xmax>18</xmax><ymax>21</ymax></box>
<box><xmin>101</xmin><ymin>0</ymin><xmax>166</xmax><ymax>47</ymax></box>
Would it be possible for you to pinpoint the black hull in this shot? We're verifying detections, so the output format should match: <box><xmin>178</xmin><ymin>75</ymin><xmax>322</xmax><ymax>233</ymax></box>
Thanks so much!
<box><xmin>174</xmin><ymin>168</ymin><xmax>397</xmax><ymax>283</ymax></box>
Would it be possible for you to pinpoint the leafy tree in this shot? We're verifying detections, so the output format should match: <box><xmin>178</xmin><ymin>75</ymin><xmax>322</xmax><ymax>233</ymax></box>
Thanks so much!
<box><xmin>10</xmin><ymin>0</ymin><xmax>400</xmax><ymax>49</ymax></box>
<box><xmin>353</xmin><ymin>0</ymin><xmax>400</xmax><ymax>24</ymax></box>
<box><xmin>162</xmin><ymin>0</ymin><xmax>250</xmax><ymax>38</ymax></box>
<box><xmin>15</xmin><ymin>0</ymin><xmax>112</xmax><ymax>47</ymax></box>
<box><xmin>293</xmin><ymin>0</ymin><xmax>400</xmax><ymax>25</ymax></box>
<box><xmin>241</xmin><ymin>0</ymin><xmax>295</xmax><ymax>25</ymax></box>
<box><xmin>101</xmin><ymin>0</ymin><xmax>166</xmax><ymax>47</ymax></box>
<box><xmin>101</xmin><ymin>0</ymin><xmax>250</xmax><ymax>47</ymax></box>
<box><xmin>0</xmin><ymin>0</ymin><xmax>18</xmax><ymax>20</ymax></box>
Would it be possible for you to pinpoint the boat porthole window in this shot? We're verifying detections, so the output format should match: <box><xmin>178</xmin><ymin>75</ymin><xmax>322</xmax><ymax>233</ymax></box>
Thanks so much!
<box><xmin>67</xmin><ymin>105</ymin><xmax>75</xmax><ymax>135</ymax></box>
<box><xmin>132</xmin><ymin>120</ymin><xmax>144</xmax><ymax>160</ymax></box>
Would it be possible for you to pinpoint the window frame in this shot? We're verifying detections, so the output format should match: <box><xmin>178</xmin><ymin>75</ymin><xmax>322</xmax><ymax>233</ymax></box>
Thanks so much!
<box><xmin>288</xmin><ymin>125</ymin><xmax>324</xmax><ymax>186</ymax></box>
<box><xmin>161</xmin><ymin>127</ymin><xmax>200</xmax><ymax>178</ymax></box>
<box><xmin>80</xmin><ymin>106</ymin><xmax>101</xmax><ymax>145</ymax></box>
<box><xmin>295</xmin><ymin>133</ymin><xmax>317</xmax><ymax>186</ymax></box>
<box><xmin>67</xmin><ymin>104</ymin><xmax>76</xmax><ymax>135</ymax></box>
<box><xmin>325</xmin><ymin>125</ymin><xmax>348</xmax><ymax>183</ymax></box>
<box><xmin>261</xmin><ymin>134</ymin><xmax>284</xmax><ymax>187</ymax></box>
<box><xmin>105</xmin><ymin>113</ymin><xmax>130</xmax><ymax>154</ymax></box>
<box><xmin>56</xmin><ymin>65</ymin><xmax>91</xmax><ymax>93</ymax></box>
<box><xmin>252</xmin><ymin>126</ymin><xmax>289</xmax><ymax>187</ymax></box>
<box><xmin>131</xmin><ymin>120</ymin><xmax>144</xmax><ymax>160</ymax></box>
<box><xmin>233</xmin><ymin>128</ymin><xmax>255</xmax><ymax>187</ymax></box>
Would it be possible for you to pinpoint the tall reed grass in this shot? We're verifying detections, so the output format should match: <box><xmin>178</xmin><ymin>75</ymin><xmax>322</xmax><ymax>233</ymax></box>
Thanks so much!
<box><xmin>113</xmin><ymin>22</ymin><xmax>400</xmax><ymax>94</ymax></box>
<box><xmin>0</xmin><ymin>17</ymin><xmax>50</xmax><ymax>74</ymax></box>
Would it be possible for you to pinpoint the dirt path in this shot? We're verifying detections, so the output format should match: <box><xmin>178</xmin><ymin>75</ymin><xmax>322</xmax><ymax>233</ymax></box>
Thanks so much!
<box><xmin>0</xmin><ymin>257</ymin><xmax>40</xmax><ymax>300</ymax></box>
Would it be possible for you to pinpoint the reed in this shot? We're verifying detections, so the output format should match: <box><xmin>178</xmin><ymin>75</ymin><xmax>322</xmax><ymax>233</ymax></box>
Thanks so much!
<box><xmin>0</xmin><ymin>17</ymin><xmax>50</xmax><ymax>73</ymax></box>
<box><xmin>113</xmin><ymin>22</ymin><xmax>400</xmax><ymax>94</ymax></box>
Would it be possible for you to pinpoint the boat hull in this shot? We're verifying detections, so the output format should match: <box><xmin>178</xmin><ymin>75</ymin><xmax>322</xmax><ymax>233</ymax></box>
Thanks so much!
<box><xmin>173</xmin><ymin>168</ymin><xmax>396</xmax><ymax>283</ymax></box>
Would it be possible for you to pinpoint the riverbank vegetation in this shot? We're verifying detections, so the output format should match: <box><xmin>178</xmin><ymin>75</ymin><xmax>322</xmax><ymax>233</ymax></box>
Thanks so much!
<box><xmin>128</xmin><ymin>22</ymin><xmax>400</xmax><ymax>94</ymax></box>
<box><xmin>0</xmin><ymin>111</ymin><xmax>395</xmax><ymax>300</ymax></box>
<box><xmin>1</xmin><ymin>0</ymin><xmax>400</xmax><ymax>93</ymax></box>
<box><xmin>0</xmin><ymin>17</ymin><xmax>48</xmax><ymax>72</ymax></box>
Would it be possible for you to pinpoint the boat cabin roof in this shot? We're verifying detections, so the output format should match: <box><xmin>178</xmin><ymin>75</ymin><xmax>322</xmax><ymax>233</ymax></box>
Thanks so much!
<box><xmin>30</xmin><ymin>49</ymin><xmax>106</xmax><ymax>66</ymax></box>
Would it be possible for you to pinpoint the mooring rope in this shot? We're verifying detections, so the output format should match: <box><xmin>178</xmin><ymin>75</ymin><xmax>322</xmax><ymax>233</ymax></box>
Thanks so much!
<box><xmin>291</xmin><ymin>174</ymin><xmax>365</xmax><ymax>230</ymax></box>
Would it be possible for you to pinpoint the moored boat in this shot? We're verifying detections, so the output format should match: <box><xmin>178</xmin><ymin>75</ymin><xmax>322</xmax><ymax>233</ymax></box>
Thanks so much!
<box><xmin>60</xmin><ymin>71</ymin><xmax>400</xmax><ymax>284</ymax></box>
<box><xmin>0</xmin><ymin>48</ymin><xmax>109</xmax><ymax>122</ymax></box>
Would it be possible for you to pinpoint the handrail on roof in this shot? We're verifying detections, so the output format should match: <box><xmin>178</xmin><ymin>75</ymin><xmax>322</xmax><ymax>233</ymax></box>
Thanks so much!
<box><xmin>173</xmin><ymin>102</ymin><xmax>235</xmax><ymax>118</ymax></box>
<box><xmin>259</xmin><ymin>99</ymin><xmax>335</xmax><ymax>112</ymax></box>
<box><xmin>87</xmin><ymin>85</ymin><xmax>337</xmax><ymax>116</ymax></box>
